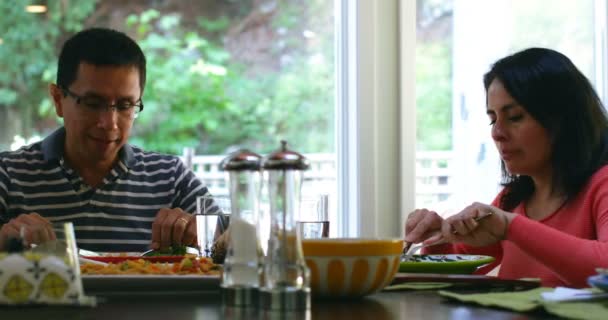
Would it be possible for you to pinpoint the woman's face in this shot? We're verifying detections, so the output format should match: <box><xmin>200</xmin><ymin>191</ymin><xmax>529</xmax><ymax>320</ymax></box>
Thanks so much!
<box><xmin>486</xmin><ymin>79</ymin><xmax>553</xmax><ymax>177</ymax></box>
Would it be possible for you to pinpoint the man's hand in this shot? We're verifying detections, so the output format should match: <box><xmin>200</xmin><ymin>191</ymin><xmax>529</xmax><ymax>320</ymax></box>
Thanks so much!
<box><xmin>0</xmin><ymin>213</ymin><xmax>55</xmax><ymax>249</ymax></box>
<box><xmin>150</xmin><ymin>208</ymin><xmax>196</xmax><ymax>251</ymax></box>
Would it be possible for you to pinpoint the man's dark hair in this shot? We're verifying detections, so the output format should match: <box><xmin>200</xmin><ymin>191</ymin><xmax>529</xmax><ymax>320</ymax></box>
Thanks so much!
<box><xmin>56</xmin><ymin>28</ymin><xmax>146</xmax><ymax>92</ymax></box>
<box><xmin>484</xmin><ymin>47</ymin><xmax>608</xmax><ymax>211</ymax></box>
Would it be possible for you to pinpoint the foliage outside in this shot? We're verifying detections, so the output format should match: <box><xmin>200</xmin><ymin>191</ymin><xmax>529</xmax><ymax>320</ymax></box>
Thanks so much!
<box><xmin>0</xmin><ymin>0</ymin><xmax>334</xmax><ymax>155</ymax></box>
<box><xmin>0</xmin><ymin>0</ymin><xmax>97</xmax><ymax>150</ymax></box>
<box><xmin>416</xmin><ymin>42</ymin><xmax>452</xmax><ymax>151</ymax></box>
<box><xmin>416</xmin><ymin>0</ymin><xmax>453</xmax><ymax>151</ymax></box>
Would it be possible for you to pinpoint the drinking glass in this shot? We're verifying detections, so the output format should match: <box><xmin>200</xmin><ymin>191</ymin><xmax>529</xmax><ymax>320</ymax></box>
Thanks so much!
<box><xmin>20</xmin><ymin>222</ymin><xmax>78</xmax><ymax>262</ymax></box>
<box><xmin>195</xmin><ymin>194</ymin><xmax>230</xmax><ymax>258</ymax></box>
<box><xmin>297</xmin><ymin>194</ymin><xmax>330</xmax><ymax>239</ymax></box>
<box><xmin>20</xmin><ymin>222</ymin><xmax>80</xmax><ymax>286</ymax></box>
<box><xmin>10</xmin><ymin>222</ymin><xmax>92</xmax><ymax>305</ymax></box>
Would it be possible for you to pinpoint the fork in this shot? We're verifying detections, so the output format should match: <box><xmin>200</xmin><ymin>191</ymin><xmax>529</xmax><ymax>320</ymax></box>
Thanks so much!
<box><xmin>401</xmin><ymin>240</ymin><xmax>447</xmax><ymax>261</ymax></box>
<box><xmin>402</xmin><ymin>211</ymin><xmax>494</xmax><ymax>261</ymax></box>
<box><xmin>140</xmin><ymin>246</ymin><xmax>200</xmax><ymax>256</ymax></box>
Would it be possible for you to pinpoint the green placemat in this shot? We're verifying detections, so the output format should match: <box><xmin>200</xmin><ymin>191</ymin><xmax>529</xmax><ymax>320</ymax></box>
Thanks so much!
<box><xmin>542</xmin><ymin>300</ymin><xmax>608</xmax><ymax>320</ymax></box>
<box><xmin>439</xmin><ymin>288</ymin><xmax>608</xmax><ymax>320</ymax></box>
<box><xmin>439</xmin><ymin>288</ymin><xmax>549</xmax><ymax>312</ymax></box>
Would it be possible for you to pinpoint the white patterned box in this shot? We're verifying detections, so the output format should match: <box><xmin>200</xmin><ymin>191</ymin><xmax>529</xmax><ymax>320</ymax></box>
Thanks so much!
<box><xmin>0</xmin><ymin>252</ymin><xmax>94</xmax><ymax>306</ymax></box>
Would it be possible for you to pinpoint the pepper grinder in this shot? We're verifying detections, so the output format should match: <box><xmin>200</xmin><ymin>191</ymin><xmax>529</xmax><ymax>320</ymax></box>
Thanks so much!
<box><xmin>219</xmin><ymin>149</ymin><xmax>264</xmax><ymax>307</ymax></box>
<box><xmin>260</xmin><ymin>141</ymin><xmax>311</xmax><ymax>311</ymax></box>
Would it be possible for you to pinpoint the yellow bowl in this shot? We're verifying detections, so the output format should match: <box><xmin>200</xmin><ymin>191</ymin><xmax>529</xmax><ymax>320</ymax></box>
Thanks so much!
<box><xmin>302</xmin><ymin>238</ymin><xmax>402</xmax><ymax>298</ymax></box>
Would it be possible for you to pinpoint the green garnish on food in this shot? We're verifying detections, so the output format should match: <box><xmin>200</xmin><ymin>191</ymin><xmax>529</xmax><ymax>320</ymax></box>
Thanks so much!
<box><xmin>180</xmin><ymin>257</ymin><xmax>193</xmax><ymax>269</ymax></box>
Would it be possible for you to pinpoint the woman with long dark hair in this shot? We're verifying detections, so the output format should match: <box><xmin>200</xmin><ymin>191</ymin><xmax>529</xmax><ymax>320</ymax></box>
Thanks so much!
<box><xmin>405</xmin><ymin>47</ymin><xmax>608</xmax><ymax>287</ymax></box>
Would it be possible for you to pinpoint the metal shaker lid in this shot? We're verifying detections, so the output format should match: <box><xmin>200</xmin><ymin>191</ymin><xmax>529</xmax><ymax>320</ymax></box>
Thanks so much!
<box><xmin>262</xmin><ymin>140</ymin><xmax>310</xmax><ymax>170</ymax></box>
<box><xmin>219</xmin><ymin>149</ymin><xmax>262</xmax><ymax>171</ymax></box>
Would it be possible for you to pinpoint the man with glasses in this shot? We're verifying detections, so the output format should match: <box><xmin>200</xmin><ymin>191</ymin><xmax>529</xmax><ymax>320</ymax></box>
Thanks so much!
<box><xmin>0</xmin><ymin>28</ymin><xmax>217</xmax><ymax>252</ymax></box>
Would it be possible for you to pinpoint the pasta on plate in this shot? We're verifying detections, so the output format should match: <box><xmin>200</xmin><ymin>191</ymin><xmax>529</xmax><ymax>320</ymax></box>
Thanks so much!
<box><xmin>80</xmin><ymin>255</ymin><xmax>220</xmax><ymax>275</ymax></box>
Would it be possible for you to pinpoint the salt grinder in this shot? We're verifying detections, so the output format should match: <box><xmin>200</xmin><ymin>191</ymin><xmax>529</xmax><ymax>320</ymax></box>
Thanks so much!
<box><xmin>260</xmin><ymin>141</ymin><xmax>311</xmax><ymax>310</ymax></box>
<box><xmin>219</xmin><ymin>149</ymin><xmax>264</xmax><ymax>307</ymax></box>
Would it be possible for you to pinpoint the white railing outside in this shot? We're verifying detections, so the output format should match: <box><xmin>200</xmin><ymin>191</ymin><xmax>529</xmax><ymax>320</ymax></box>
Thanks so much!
<box><xmin>414</xmin><ymin>150</ymin><xmax>454</xmax><ymax>207</ymax></box>
<box><xmin>181</xmin><ymin>148</ymin><xmax>453</xmax><ymax>206</ymax></box>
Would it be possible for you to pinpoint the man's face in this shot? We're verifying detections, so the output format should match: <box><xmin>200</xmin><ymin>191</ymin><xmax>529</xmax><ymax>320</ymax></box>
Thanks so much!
<box><xmin>51</xmin><ymin>63</ymin><xmax>141</xmax><ymax>166</ymax></box>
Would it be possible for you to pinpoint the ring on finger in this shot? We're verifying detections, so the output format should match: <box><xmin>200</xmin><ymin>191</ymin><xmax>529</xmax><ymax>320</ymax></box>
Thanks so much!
<box><xmin>176</xmin><ymin>216</ymin><xmax>190</xmax><ymax>226</ymax></box>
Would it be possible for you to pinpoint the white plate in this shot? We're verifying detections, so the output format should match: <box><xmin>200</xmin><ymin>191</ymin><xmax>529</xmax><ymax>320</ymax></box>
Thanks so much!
<box><xmin>81</xmin><ymin>274</ymin><xmax>220</xmax><ymax>293</ymax></box>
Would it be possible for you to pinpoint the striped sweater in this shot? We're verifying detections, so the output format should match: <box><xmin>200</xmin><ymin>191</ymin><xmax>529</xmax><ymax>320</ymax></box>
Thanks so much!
<box><xmin>0</xmin><ymin>127</ymin><xmax>213</xmax><ymax>252</ymax></box>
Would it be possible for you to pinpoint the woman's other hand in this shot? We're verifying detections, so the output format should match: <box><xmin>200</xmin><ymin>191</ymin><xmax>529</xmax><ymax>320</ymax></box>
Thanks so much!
<box><xmin>441</xmin><ymin>202</ymin><xmax>516</xmax><ymax>246</ymax></box>
<box><xmin>404</xmin><ymin>209</ymin><xmax>444</xmax><ymax>245</ymax></box>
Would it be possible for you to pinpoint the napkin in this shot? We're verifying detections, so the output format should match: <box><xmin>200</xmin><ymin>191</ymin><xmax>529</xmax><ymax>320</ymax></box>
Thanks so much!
<box><xmin>439</xmin><ymin>287</ymin><xmax>548</xmax><ymax>312</ymax></box>
<box><xmin>439</xmin><ymin>287</ymin><xmax>608</xmax><ymax>320</ymax></box>
<box><xmin>541</xmin><ymin>286</ymin><xmax>608</xmax><ymax>302</ymax></box>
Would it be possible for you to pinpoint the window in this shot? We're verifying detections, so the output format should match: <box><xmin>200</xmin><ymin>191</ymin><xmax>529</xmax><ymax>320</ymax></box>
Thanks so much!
<box><xmin>415</xmin><ymin>0</ymin><xmax>601</xmax><ymax>215</ymax></box>
<box><xmin>0</xmin><ymin>1</ymin><xmax>340</xmax><ymax>233</ymax></box>
<box><xmin>337</xmin><ymin>0</ymin><xmax>407</xmax><ymax>237</ymax></box>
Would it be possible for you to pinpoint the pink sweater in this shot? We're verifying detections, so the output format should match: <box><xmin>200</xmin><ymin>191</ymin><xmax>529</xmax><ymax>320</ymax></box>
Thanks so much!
<box><xmin>424</xmin><ymin>165</ymin><xmax>608</xmax><ymax>287</ymax></box>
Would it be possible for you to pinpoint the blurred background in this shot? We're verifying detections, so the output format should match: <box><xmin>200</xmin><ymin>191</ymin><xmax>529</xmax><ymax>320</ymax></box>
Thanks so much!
<box><xmin>0</xmin><ymin>0</ymin><xmax>604</xmax><ymax>235</ymax></box>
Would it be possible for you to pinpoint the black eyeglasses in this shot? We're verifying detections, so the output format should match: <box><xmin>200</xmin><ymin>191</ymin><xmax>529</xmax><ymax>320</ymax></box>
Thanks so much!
<box><xmin>61</xmin><ymin>86</ymin><xmax>144</xmax><ymax>119</ymax></box>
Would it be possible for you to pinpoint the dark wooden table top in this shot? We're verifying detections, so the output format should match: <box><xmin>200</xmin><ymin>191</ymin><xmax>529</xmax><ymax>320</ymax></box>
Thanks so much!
<box><xmin>0</xmin><ymin>289</ymin><xmax>556</xmax><ymax>320</ymax></box>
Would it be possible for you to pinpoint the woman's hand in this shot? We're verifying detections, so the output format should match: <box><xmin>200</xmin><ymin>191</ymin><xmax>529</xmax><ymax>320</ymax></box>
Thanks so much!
<box><xmin>440</xmin><ymin>202</ymin><xmax>516</xmax><ymax>247</ymax></box>
<box><xmin>404</xmin><ymin>209</ymin><xmax>445</xmax><ymax>245</ymax></box>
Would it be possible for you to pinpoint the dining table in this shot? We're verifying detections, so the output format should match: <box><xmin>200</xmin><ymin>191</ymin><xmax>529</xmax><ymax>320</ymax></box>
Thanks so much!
<box><xmin>0</xmin><ymin>287</ymin><xmax>558</xmax><ymax>320</ymax></box>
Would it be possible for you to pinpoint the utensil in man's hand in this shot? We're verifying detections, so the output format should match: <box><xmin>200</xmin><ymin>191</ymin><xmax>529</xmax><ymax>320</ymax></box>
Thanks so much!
<box><xmin>140</xmin><ymin>246</ymin><xmax>198</xmax><ymax>256</ymax></box>
<box><xmin>402</xmin><ymin>211</ymin><xmax>494</xmax><ymax>261</ymax></box>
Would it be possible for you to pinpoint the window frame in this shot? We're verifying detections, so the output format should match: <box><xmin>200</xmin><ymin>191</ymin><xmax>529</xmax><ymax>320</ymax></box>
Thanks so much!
<box><xmin>595</xmin><ymin>0</ymin><xmax>608</xmax><ymax>103</ymax></box>
<box><xmin>336</xmin><ymin>0</ymin><xmax>415</xmax><ymax>238</ymax></box>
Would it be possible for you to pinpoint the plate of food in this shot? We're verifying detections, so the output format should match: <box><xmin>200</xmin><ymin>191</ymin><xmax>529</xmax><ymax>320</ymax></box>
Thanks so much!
<box><xmin>79</xmin><ymin>246</ymin><xmax>200</xmax><ymax>264</ymax></box>
<box><xmin>79</xmin><ymin>255</ymin><xmax>221</xmax><ymax>293</ymax></box>
<box><xmin>399</xmin><ymin>254</ymin><xmax>495</xmax><ymax>274</ymax></box>
<box><xmin>82</xmin><ymin>255</ymin><xmax>186</xmax><ymax>263</ymax></box>
<box><xmin>81</xmin><ymin>274</ymin><xmax>221</xmax><ymax>293</ymax></box>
